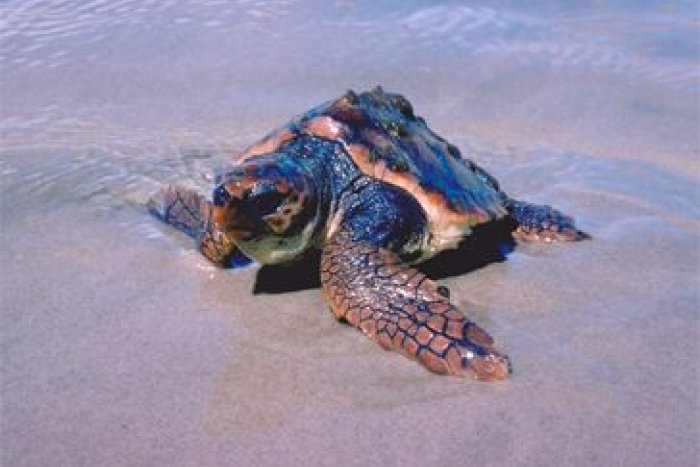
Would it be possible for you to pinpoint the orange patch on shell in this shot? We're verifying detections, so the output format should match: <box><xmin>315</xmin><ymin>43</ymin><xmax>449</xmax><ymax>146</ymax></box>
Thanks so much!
<box><xmin>306</xmin><ymin>116</ymin><xmax>346</xmax><ymax>140</ymax></box>
<box><xmin>340</xmin><ymin>138</ymin><xmax>482</xmax><ymax>252</ymax></box>
<box><xmin>237</xmin><ymin>127</ymin><xmax>297</xmax><ymax>161</ymax></box>
<box><xmin>232</xmin><ymin>99</ymin><xmax>507</xmax><ymax>256</ymax></box>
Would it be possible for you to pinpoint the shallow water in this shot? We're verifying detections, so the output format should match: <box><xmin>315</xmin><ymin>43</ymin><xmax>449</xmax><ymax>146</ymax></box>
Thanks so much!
<box><xmin>2</xmin><ymin>1</ymin><xmax>699</xmax><ymax>466</ymax></box>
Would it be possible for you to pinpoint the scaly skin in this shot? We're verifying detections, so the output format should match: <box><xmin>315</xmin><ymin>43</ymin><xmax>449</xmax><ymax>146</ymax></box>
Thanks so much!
<box><xmin>321</xmin><ymin>228</ymin><xmax>510</xmax><ymax>380</ymax></box>
<box><xmin>148</xmin><ymin>185</ymin><xmax>238</xmax><ymax>265</ymax></box>
<box><xmin>147</xmin><ymin>88</ymin><xmax>590</xmax><ymax>380</ymax></box>
<box><xmin>507</xmin><ymin>200</ymin><xmax>590</xmax><ymax>243</ymax></box>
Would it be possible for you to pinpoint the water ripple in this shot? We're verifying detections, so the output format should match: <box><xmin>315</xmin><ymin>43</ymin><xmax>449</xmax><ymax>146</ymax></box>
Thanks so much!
<box><xmin>392</xmin><ymin>5</ymin><xmax>699</xmax><ymax>90</ymax></box>
<box><xmin>1</xmin><ymin>0</ymin><xmax>298</xmax><ymax>68</ymax></box>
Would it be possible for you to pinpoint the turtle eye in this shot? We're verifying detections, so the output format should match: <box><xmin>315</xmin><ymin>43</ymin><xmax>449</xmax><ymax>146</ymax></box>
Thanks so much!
<box><xmin>213</xmin><ymin>185</ymin><xmax>232</xmax><ymax>206</ymax></box>
<box><xmin>251</xmin><ymin>190</ymin><xmax>286</xmax><ymax>217</ymax></box>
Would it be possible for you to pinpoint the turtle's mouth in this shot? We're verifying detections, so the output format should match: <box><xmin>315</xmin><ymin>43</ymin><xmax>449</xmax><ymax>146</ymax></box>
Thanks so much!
<box><xmin>211</xmin><ymin>198</ymin><xmax>265</xmax><ymax>241</ymax></box>
<box><xmin>209</xmin><ymin>157</ymin><xmax>321</xmax><ymax>265</ymax></box>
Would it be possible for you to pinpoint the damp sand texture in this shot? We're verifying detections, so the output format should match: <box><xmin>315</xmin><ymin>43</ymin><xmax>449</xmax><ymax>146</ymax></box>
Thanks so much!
<box><xmin>1</xmin><ymin>1</ymin><xmax>698</xmax><ymax>467</ymax></box>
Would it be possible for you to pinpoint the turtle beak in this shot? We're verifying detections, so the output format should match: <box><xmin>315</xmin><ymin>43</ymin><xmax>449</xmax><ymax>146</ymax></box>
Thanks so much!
<box><xmin>210</xmin><ymin>187</ymin><xmax>260</xmax><ymax>240</ymax></box>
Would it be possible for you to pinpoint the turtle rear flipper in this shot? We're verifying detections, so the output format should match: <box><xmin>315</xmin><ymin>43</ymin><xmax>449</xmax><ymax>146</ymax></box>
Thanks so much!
<box><xmin>321</xmin><ymin>228</ymin><xmax>510</xmax><ymax>380</ymax></box>
<box><xmin>507</xmin><ymin>199</ymin><xmax>590</xmax><ymax>243</ymax></box>
<box><xmin>148</xmin><ymin>184</ymin><xmax>245</xmax><ymax>267</ymax></box>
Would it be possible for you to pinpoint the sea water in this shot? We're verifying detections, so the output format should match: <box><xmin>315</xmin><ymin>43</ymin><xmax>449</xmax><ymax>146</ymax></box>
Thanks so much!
<box><xmin>2</xmin><ymin>2</ymin><xmax>698</xmax><ymax>466</ymax></box>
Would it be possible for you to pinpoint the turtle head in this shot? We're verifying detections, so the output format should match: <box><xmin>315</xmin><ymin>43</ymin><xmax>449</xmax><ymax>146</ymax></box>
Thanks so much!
<box><xmin>211</xmin><ymin>154</ymin><xmax>320</xmax><ymax>264</ymax></box>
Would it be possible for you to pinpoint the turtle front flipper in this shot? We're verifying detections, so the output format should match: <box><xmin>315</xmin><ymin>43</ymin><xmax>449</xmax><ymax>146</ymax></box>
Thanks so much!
<box><xmin>148</xmin><ymin>184</ymin><xmax>243</xmax><ymax>266</ymax></box>
<box><xmin>507</xmin><ymin>199</ymin><xmax>590</xmax><ymax>242</ymax></box>
<box><xmin>321</xmin><ymin>229</ymin><xmax>510</xmax><ymax>380</ymax></box>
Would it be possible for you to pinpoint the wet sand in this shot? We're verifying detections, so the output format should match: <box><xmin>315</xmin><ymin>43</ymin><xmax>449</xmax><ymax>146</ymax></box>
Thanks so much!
<box><xmin>2</xmin><ymin>1</ymin><xmax>698</xmax><ymax>466</ymax></box>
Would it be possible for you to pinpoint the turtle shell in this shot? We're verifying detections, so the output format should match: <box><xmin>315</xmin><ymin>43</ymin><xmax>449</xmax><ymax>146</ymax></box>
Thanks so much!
<box><xmin>237</xmin><ymin>87</ymin><xmax>509</xmax><ymax>253</ymax></box>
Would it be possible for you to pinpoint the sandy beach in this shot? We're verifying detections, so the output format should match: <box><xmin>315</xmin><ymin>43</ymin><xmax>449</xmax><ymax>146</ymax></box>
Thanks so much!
<box><xmin>2</xmin><ymin>1</ymin><xmax>698</xmax><ymax>466</ymax></box>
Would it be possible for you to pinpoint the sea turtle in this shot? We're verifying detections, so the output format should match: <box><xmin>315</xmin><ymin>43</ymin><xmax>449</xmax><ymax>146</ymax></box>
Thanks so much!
<box><xmin>148</xmin><ymin>87</ymin><xmax>588</xmax><ymax>381</ymax></box>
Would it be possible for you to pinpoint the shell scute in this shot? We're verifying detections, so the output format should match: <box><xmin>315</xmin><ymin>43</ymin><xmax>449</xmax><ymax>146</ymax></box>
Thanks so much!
<box><xmin>235</xmin><ymin>88</ymin><xmax>509</xmax><ymax>251</ymax></box>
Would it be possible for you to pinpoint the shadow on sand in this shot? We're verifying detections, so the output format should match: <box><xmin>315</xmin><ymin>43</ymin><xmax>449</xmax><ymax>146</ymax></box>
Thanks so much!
<box><xmin>252</xmin><ymin>218</ymin><xmax>517</xmax><ymax>294</ymax></box>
